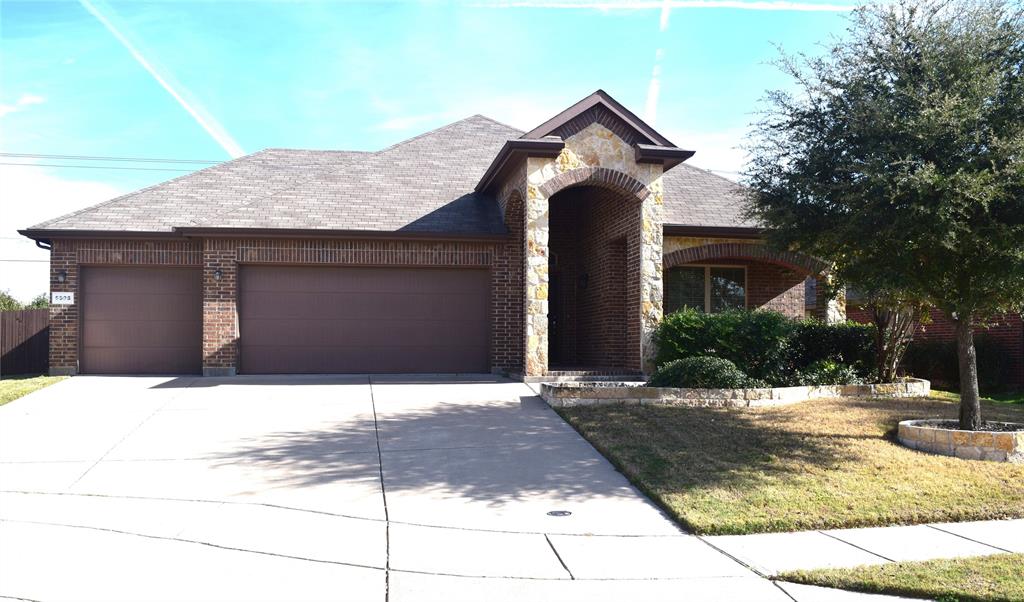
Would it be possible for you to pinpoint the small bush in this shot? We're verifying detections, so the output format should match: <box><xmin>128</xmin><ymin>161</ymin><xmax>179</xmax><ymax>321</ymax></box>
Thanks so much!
<box><xmin>648</xmin><ymin>356</ymin><xmax>761</xmax><ymax>389</ymax></box>
<box><xmin>794</xmin><ymin>360</ymin><xmax>864</xmax><ymax>386</ymax></box>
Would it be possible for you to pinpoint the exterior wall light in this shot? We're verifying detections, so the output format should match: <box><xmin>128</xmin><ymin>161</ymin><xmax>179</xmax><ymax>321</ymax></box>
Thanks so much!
<box><xmin>56</xmin><ymin>270</ymin><xmax>67</xmax><ymax>284</ymax></box>
<box><xmin>213</xmin><ymin>269</ymin><xmax>223</xmax><ymax>281</ymax></box>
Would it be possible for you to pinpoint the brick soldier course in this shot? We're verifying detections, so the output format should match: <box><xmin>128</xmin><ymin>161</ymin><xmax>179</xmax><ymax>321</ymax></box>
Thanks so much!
<box><xmin>22</xmin><ymin>90</ymin><xmax>837</xmax><ymax>378</ymax></box>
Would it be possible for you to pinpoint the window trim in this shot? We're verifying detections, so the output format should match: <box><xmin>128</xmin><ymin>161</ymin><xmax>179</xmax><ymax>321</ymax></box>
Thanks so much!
<box><xmin>668</xmin><ymin>264</ymin><xmax>748</xmax><ymax>313</ymax></box>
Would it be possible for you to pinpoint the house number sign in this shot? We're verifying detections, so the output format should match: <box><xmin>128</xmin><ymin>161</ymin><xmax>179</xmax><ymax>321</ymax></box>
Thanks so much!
<box><xmin>51</xmin><ymin>292</ymin><xmax>74</xmax><ymax>305</ymax></box>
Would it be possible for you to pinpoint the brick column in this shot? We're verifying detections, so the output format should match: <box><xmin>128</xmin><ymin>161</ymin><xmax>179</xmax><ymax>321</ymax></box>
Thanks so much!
<box><xmin>48</xmin><ymin>240</ymin><xmax>79</xmax><ymax>375</ymax></box>
<box><xmin>202</xmin><ymin>240</ymin><xmax>238</xmax><ymax>376</ymax></box>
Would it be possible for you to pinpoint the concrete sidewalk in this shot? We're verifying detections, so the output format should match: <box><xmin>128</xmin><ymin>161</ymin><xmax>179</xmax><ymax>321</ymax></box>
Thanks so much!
<box><xmin>704</xmin><ymin>520</ymin><xmax>1023</xmax><ymax>576</ymax></box>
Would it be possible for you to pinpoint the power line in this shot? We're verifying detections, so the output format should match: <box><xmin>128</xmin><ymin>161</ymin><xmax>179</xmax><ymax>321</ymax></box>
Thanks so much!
<box><xmin>0</xmin><ymin>152</ymin><xmax>218</xmax><ymax>164</ymax></box>
<box><xmin>0</xmin><ymin>162</ymin><xmax>194</xmax><ymax>172</ymax></box>
<box><xmin>0</xmin><ymin>259</ymin><xmax>48</xmax><ymax>262</ymax></box>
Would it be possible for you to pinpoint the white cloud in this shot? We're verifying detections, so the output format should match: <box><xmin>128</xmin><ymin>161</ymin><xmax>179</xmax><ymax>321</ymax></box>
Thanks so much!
<box><xmin>17</xmin><ymin>94</ymin><xmax>46</xmax><ymax>106</ymax></box>
<box><xmin>0</xmin><ymin>93</ymin><xmax>47</xmax><ymax>119</ymax></box>
<box><xmin>665</xmin><ymin>127</ymin><xmax>750</xmax><ymax>180</ymax></box>
<box><xmin>659</xmin><ymin>0</ymin><xmax>672</xmax><ymax>30</ymax></box>
<box><xmin>0</xmin><ymin>164</ymin><xmax>122</xmax><ymax>303</ymax></box>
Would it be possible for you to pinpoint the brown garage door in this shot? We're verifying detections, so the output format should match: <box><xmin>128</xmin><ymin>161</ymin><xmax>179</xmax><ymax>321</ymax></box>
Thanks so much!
<box><xmin>239</xmin><ymin>266</ymin><xmax>490</xmax><ymax>374</ymax></box>
<box><xmin>80</xmin><ymin>267</ymin><xmax>202</xmax><ymax>374</ymax></box>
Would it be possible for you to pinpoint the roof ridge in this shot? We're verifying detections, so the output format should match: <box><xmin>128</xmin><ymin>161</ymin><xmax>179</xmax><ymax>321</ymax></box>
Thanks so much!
<box><xmin>675</xmin><ymin>162</ymin><xmax>745</xmax><ymax>188</ymax></box>
<box><xmin>377</xmin><ymin>114</ymin><xmax>509</xmax><ymax>153</ymax></box>
<box><xmin>29</xmin><ymin>150</ymin><xmax>268</xmax><ymax>230</ymax></box>
<box><xmin>470</xmin><ymin>114</ymin><xmax>526</xmax><ymax>135</ymax></box>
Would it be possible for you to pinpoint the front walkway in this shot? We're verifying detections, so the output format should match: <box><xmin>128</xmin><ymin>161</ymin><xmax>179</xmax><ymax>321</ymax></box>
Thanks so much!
<box><xmin>0</xmin><ymin>375</ymin><xmax>1014</xmax><ymax>601</ymax></box>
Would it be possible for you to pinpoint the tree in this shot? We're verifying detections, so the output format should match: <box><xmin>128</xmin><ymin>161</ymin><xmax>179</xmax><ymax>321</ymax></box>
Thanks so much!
<box><xmin>0</xmin><ymin>290</ymin><xmax>21</xmax><ymax>312</ymax></box>
<box><xmin>27</xmin><ymin>293</ymin><xmax>49</xmax><ymax>309</ymax></box>
<box><xmin>746</xmin><ymin>0</ymin><xmax>1024</xmax><ymax>429</ymax></box>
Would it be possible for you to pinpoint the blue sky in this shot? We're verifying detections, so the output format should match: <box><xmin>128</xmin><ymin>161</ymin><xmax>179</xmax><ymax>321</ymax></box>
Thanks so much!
<box><xmin>0</xmin><ymin>0</ymin><xmax>852</xmax><ymax>301</ymax></box>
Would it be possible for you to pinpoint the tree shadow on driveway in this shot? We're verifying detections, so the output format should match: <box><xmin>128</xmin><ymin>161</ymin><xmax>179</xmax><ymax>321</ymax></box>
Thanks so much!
<box><xmin>207</xmin><ymin>395</ymin><xmax>642</xmax><ymax>506</ymax></box>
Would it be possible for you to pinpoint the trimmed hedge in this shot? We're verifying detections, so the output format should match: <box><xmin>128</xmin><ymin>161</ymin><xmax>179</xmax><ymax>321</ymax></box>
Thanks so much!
<box><xmin>654</xmin><ymin>308</ymin><xmax>876</xmax><ymax>386</ymax></box>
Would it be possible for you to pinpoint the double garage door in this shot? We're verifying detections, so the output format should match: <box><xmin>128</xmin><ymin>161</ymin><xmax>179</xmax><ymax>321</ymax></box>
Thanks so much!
<box><xmin>79</xmin><ymin>266</ymin><xmax>489</xmax><ymax>375</ymax></box>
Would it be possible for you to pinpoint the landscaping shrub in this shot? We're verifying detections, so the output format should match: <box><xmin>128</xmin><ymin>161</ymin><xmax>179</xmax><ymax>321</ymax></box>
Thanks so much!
<box><xmin>654</xmin><ymin>309</ymin><xmax>794</xmax><ymax>384</ymax></box>
<box><xmin>794</xmin><ymin>360</ymin><xmax>863</xmax><ymax>386</ymax></box>
<box><xmin>789</xmin><ymin>320</ymin><xmax>875</xmax><ymax>376</ymax></box>
<box><xmin>647</xmin><ymin>356</ymin><xmax>761</xmax><ymax>388</ymax></box>
<box><xmin>654</xmin><ymin>309</ymin><xmax>876</xmax><ymax>386</ymax></box>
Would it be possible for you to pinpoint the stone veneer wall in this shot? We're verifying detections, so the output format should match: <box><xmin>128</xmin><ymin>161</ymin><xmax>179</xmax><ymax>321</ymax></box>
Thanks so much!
<box><xmin>47</xmin><ymin>237</ymin><xmax>523</xmax><ymax>376</ymax></box>
<box><xmin>522</xmin><ymin>122</ymin><xmax>665</xmax><ymax>376</ymax></box>
<box><xmin>541</xmin><ymin>378</ymin><xmax>931</xmax><ymax>409</ymax></box>
<box><xmin>898</xmin><ymin>419</ymin><xmax>1024</xmax><ymax>463</ymax></box>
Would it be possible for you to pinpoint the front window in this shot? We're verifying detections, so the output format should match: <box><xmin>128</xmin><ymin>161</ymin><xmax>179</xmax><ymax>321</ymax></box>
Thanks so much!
<box><xmin>665</xmin><ymin>266</ymin><xmax>746</xmax><ymax>314</ymax></box>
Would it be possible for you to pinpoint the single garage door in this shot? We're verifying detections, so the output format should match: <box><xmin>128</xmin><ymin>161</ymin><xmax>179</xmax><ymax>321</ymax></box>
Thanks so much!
<box><xmin>239</xmin><ymin>266</ymin><xmax>490</xmax><ymax>374</ymax></box>
<box><xmin>80</xmin><ymin>267</ymin><xmax>202</xmax><ymax>374</ymax></box>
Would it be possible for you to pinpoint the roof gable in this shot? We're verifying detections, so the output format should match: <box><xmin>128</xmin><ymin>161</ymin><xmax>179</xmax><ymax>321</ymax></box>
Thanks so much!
<box><xmin>521</xmin><ymin>89</ymin><xmax>675</xmax><ymax>147</ymax></box>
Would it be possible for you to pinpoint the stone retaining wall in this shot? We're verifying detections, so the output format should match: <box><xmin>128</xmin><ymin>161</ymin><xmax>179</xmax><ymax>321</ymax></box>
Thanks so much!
<box><xmin>540</xmin><ymin>378</ymin><xmax>930</xmax><ymax>409</ymax></box>
<box><xmin>898</xmin><ymin>419</ymin><xmax>1024</xmax><ymax>463</ymax></box>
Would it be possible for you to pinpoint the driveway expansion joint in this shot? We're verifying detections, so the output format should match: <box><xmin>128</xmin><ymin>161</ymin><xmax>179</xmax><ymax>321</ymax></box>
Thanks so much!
<box><xmin>544</xmin><ymin>534</ymin><xmax>575</xmax><ymax>580</ymax></box>
<box><xmin>368</xmin><ymin>377</ymin><xmax>392</xmax><ymax>602</ymax></box>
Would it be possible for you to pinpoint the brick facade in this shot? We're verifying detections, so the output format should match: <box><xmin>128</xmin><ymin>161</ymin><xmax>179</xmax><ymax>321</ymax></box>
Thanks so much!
<box><xmin>848</xmin><ymin>306</ymin><xmax>1024</xmax><ymax>388</ymax></box>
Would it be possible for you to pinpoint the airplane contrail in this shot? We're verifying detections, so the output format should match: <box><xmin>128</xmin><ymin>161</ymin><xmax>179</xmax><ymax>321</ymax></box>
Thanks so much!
<box><xmin>79</xmin><ymin>0</ymin><xmax>245</xmax><ymax>158</ymax></box>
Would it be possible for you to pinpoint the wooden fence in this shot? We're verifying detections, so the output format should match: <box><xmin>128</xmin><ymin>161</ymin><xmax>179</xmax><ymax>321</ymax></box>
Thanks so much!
<box><xmin>1</xmin><ymin>309</ymin><xmax>49</xmax><ymax>377</ymax></box>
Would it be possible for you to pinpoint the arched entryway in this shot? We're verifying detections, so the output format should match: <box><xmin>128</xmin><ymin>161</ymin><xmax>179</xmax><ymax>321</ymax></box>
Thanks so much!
<box><xmin>546</xmin><ymin>184</ymin><xmax>643</xmax><ymax>372</ymax></box>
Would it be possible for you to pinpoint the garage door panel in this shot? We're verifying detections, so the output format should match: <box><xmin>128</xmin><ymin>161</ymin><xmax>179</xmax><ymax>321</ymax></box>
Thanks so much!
<box><xmin>80</xmin><ymin>267</ymin><xmax>202</xmax><ymax>375</ymax></box>
<box><xmin>82</xmin><ymin>319</ymin><xmax>202</xmax><ymax>348</ymax></box>
<box><xmin>82</xmin><ymin>292</ymin><xmax>202</xmax><ymax>322</ymax></box>
<box><xmin>242</xmin><ymin>344</ymin><xmax>488</xmax><ymax>374</ymax></box>
<box><xmin>242</xmin><ymin>291</ymin><xmax>486</xmax><ymax>322</ymax></box>
<box><xmin>239</xmin><ymin>266</ymin><xmax>489</xmax><ymax>374</ymax></box>
<box><xmin>82</xmin><ymin>348</ymin><xmax>200</xmax><ymax>375</ymax></box>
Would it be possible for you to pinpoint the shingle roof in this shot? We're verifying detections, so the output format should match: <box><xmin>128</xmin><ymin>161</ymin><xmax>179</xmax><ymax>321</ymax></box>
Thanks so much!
<box><xmin>27</xmin><ymin>115</ymin><xmax>753</xmax><ymax>236</ymax></box>
<box><xmin>661</xmin><ymin>164</ymin><xmax>758</xmax><ymax>229</ymax></box>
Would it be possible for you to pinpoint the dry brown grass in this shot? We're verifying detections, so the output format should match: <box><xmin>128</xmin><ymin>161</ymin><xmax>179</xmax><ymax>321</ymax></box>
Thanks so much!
<box><xmin>780</xmin><ymin>553</ymin><xmax>1024</xmax><ymax>602</ymax></box>
<box><xmin>558</xmin><ymin>396</ymin><xmax>1024</xmax><ymax>535</ymax></box>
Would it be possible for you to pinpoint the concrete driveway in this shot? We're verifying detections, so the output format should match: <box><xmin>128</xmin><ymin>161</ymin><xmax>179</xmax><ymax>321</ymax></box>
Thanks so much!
<box><xmin>0</xmin><ymin>375</ymin><xmax>792</xmax><ymax>601</ymax></box>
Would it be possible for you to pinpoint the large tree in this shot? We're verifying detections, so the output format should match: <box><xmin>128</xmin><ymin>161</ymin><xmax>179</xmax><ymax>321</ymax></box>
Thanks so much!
<box><xmin>746</xmin><ymin>0</ymin><xmax>1024</xmax><ymax>429</ymax></box>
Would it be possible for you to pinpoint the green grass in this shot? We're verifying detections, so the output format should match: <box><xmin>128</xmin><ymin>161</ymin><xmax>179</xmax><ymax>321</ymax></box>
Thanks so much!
<box><xmin>932</xmin><ymin>389</ymin><xmax>1024</xmax><ymax>406</ymax></box>
<box><xmin>779</xmin><ymin>553</ymin><xmax>1024</xmax><ymax>602</ymax></box>
<box><xmin>0</xmin><ymin>374</ymin><xmax>65</xmax><ymax>406</ymax></box>
<box><xmin>557</xmin><ymin>395</ymin><xmax>1024</xmax><ymax>535</ymax></box>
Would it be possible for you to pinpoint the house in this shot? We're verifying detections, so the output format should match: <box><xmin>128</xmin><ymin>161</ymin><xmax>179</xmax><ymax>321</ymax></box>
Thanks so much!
<box><xmin>20</xmin><ymin>90</ymin><xmax>838</xmax><ymax>378</ymax></box>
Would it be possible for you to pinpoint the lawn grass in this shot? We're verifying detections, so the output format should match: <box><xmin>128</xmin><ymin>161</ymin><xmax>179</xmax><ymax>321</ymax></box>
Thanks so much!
<box><xmin>557</xmin><ymin>396</ymin><xmax>1024</xmax><ymax>535</ymax></box>
<box><xmin>0</xmin><ymin>374</ymin><xmax>65</xmax><ymax>406</ymax></box>
<box><xmin>779</xmin><ymin>553</ymin><xmax>1024</xmax><ymax>602</ymax></box>
<box><xmin>932</xmin><ymin>389</ymin><xmax>1024</xmax><ymax>406</ymax></box>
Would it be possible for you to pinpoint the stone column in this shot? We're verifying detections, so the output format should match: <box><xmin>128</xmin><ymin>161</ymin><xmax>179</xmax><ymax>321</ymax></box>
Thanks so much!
<box><xmin>523</xmin><ymin>178</ymin><xmax>550</xmax><ymax>377</ymax></box>
<box><xmin>640</xmin><ymin>177</ymin><xmax>665</xmax><ymax>373</ymax></box>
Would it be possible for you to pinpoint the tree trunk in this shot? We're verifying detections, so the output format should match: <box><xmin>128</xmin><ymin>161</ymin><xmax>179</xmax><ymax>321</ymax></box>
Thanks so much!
<box><xmin>955</xmin><ymin>316</ymin><xmax>982</xmax><ymax>431</ymax></box>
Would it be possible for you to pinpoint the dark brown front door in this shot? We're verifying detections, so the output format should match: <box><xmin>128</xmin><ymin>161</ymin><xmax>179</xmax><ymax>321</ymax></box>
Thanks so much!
<box><xmin>238</xmin><ymin>266</ymin><xmax>490</xmax><ymax>374</ymax></box>
<box><xmin>80</xmin><ymin>267</ymin><xmax>202</xmax><ymax>374</ymax></box>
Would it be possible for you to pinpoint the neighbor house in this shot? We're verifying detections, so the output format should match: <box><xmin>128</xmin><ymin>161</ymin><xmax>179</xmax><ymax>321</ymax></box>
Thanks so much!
<box><xmin>20</xmin><ymin>90</ymin><xmax>839</xmax><ymax>379</ymax></box>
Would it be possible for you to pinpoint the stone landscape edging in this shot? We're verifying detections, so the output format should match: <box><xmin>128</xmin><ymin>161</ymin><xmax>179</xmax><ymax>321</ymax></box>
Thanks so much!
<box><xmin>539</xmin><ymin>378</ymin><xmax>930</xmax><ymax>409</ymax></box>
<box><xmin>898</xmin><ymin>418</ymin><xmax>1024</xmax><ymax>463</ymax></box>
